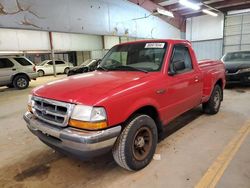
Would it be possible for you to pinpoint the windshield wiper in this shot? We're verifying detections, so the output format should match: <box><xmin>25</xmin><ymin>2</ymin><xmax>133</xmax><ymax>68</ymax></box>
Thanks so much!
<box><xmin>96</xmin><ymin>66</ymin><xmax>109</xmax><ymax>71</ymax></box>
<box><xmin>111</xmin><ymin>65</ymin><xmax>148</xmax><ymax>73</ymax></box>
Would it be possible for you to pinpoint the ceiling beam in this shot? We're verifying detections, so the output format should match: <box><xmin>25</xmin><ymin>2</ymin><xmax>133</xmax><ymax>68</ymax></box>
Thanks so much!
<box><xmin>128</xmin><ymin>0</ymin><xmax>186</xmax><ymax>31</ymax></box>
<box><xmin>185</xmin><ymin>12</ymin><xmax>205</xmax><ymax>18</ymax></box>
<box><xmin>219</xmin><ymin>3</ymin><xmax>250</xmax><ymax>12</ymax></box>
<box><xmin>207</xmin><ymin>0</ymin><xmax>250</xmax><ymax>8</ymax></box>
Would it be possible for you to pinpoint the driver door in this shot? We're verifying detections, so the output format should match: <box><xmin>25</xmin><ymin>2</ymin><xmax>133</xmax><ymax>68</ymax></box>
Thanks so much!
<box><xmin>162</xmin><ymin>44</ymin><xmax>203</xmax><ymax>123</ymax></box>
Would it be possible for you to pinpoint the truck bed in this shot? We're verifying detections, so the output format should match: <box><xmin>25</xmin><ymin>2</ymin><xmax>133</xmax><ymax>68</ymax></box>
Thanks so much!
<box><xmin>198</xmin><ymin>60</ymin><xmax>225</xmax><ymax>102</ymax></box>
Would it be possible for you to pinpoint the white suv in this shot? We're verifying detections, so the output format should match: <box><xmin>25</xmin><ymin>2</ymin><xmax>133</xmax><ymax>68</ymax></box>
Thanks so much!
<box><xmin>0</xmin><ymin>56</ymin><xmax>38</xmax><ymax>89</ymax></box>
<box><xmin>36</xmin><ymin>60</ymin><xmax>73</xmax><ymax>76</ymax></box>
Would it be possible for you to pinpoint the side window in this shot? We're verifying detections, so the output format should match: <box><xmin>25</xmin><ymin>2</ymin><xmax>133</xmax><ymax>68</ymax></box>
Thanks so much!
<box><xmin>0</xmin><ymin>58</ymin><xmax>14</xmax><ymax>69</ymax></box>
<box><xmin>47</xmin><ymin>61</ymin><xmax>53</xmax><ymax>65</ymax></box>
<box><xmin>169</xmin><ymin>45</ymin><xmax>193</xmax><ymax>74</ymax></box>
<box><xmin>14</xmin><ymin>58</ymin><xmax>32</xmax><ymax>66</ymax></box>
<box><xmin>55</xmin><ymin>61</ymin><xmax>65</xmax><ymax>65</ymax></box>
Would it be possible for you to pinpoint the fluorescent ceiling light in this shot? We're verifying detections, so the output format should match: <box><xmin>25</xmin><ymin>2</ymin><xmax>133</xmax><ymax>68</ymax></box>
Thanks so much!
<box><xmin>228</xmin><ymin>8</ymin><xmax>250</xmax><ymax>15</ymax></box>
<box><xmin>156</xmin><ymin>8</ymin><xmax>174</xmax><ymax>17</ymax></box>
<box><xmin>179</xmin><ymin>0</ymin><xmax>200</xmax><ymax>10</ymax></box>
<box><xmin>202</xmin><ymin>9</ymin><xmax>218</xmax><ymax>17</ymax></box>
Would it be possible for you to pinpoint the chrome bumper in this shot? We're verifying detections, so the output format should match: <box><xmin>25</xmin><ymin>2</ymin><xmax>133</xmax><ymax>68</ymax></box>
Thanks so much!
<box><xmin>23</xmin><ymin>112</ymin><xmax>121</xmax><ymax>158</ymax></box>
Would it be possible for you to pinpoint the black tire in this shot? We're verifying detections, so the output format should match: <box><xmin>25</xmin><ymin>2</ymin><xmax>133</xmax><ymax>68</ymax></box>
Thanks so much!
<box><xmin>6</xmin><ymin>84</ymin><xmax>14</xmax><ymax>88</ymax></box>
<box><xmin>202</xmin><ymin>84</ymin><xmax>222</xmax><ymax>115</ymax></box>
<box><xmin>38</xmin><ymin>70</ymin><xmax>45</xmax><ymax>77</ymax></box>
<box><xmin>64</xmin><ymin>67</ymin><xmax>70</xmax><ymax>74</ymax></box>
<box><xmin>13</xmin><ymin>75</ymin><xmax>29</xmax><ymax>90</ymax></box>
<box><xmin>112</xmin><ymin>114</ymin><xmax>158</xmax><ymax>171</ymax></box>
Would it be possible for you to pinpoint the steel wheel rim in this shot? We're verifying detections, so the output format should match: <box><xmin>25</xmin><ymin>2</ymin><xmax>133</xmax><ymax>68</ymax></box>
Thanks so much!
<box><xmin>214</xmin><ymin>91</ymin><xmax>220</xmax><ymax>109</ymax></box>
<box><xmin>17</xmin><ymin>78</ymin><xmax>27</xmax><ymax>88</ymax></box>
<box><xmin>132</xmin><ymin>126</ymin><xmax>153</xmax><ymax>161</ymax></box>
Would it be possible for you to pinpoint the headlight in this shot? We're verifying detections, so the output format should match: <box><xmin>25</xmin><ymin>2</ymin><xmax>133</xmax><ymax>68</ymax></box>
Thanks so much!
<box><xmin>239</xmin><ymin>68</ymin><xmax>250</xmax><ymax>73</ymax></box>
<box><xmin>69</xmin><ymin>105</ymin><xmax>107</xmax><ymax>130</ymax></box>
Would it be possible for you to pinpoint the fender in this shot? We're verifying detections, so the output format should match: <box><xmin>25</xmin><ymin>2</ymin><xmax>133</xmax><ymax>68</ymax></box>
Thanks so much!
<box><xmin>122</xmin><ymin>97</ymin><xmax>162</xmax><ymax>123</ymax></box>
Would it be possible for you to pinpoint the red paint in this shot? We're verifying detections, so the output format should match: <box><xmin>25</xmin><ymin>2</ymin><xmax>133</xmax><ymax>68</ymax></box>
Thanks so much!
<box><xmin>32</xmin><ymin>39</ymin><xmax>225</xmax><ymax>127</ymax></box>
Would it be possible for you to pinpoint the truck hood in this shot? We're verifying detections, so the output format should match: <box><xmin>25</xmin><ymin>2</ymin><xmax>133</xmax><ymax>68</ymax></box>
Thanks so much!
<box><xmin>33</xmin><ymin>71</ymin><xmax>150</xmax><ymax>105</ymax></box>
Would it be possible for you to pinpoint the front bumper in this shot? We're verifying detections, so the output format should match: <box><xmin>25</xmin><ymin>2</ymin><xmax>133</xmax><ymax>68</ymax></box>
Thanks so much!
<box><xmin>23</xmin><ymin>112</ymin><xmax>121</xmax><ymax>158</ymax></box>
<box><xmin>226</xmin><ymin>72</ymin><xmax>250</xmax><ymax>84</ymax></box>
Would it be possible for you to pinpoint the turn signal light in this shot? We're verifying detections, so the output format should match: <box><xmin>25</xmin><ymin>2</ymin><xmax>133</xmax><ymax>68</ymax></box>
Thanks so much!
<box><xmin>28</xmin><ymin>104</ymin><xmax>33</xmax><ymax>113</ymax></box>
<box><xmin>69</xmin><ymin>119</ymin><xmax>108</xmax><ymax>130</ymax></box>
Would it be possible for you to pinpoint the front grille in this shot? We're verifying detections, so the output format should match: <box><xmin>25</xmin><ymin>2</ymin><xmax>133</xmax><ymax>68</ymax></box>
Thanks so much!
<box><xmin>32</xmin><ymin>96</ymin><xmax>74</xmax><ymax>127</ymax></box>
<box><xmin>226</xmin><ymin>69</ymin><xmax>239</xmax><ymax>74</ymax></box>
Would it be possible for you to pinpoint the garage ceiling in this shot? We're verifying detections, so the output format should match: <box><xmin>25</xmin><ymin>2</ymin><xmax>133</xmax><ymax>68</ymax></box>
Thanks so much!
<box><xmin>154</xmin><ymin>0</ymin><xmax>250</xmax><ymax>18</ymax></box>
<box><xmin>129</xmin><ymin>0</ymin><xmax>250</xmax><ymax>31</ymax></box>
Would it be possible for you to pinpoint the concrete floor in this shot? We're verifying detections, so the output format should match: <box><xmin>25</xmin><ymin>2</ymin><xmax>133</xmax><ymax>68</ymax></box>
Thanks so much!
<box><xmin>0</xmin><ymin>76</ymin><xmax>249</xmax><ymax>188</ymax></box>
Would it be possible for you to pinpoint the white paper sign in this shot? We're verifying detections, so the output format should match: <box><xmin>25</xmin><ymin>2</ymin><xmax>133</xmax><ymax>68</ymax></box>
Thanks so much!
<box><xmin>145</xmin><ymin>43</ymin><xmax>165</xmax><ymax>48</ymax></box>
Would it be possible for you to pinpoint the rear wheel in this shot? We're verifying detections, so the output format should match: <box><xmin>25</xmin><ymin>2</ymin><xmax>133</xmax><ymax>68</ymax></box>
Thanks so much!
<box><xmin>38</xmin><ymin>70</ymin><xmax>44</xmax><ymax>77</ymax></box>
<box><xmin>112</xmin><ymin>114</ymin><xmax>158</xmax><ymax>171</ymax></box>
<box><xmin>202</xmin><ymin>84</ymin><xmax>222</xmax><ymax>114</ymax></box>
<box><xmin>13</xmin><ymin>75</ymin><xmax>29</xmax><ymax>90</ymax></box>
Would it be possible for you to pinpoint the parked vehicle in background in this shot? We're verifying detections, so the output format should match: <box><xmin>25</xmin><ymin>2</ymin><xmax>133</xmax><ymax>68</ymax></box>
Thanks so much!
<box><xmin>67</xmin><ymin>59</ymin><xmax>101</xmax><ymax>76</ymax></box>
<box><xmin>221</xmin><ymin>51</ymin><xmax>250</xmax><ymax>84</ymax></box>
<box><xmin>0</xmin><ymin>56</ymin><xmax>37</xmax><ymax>89</ymax></box>
<box><xmin>24</xmin><ymin>39</ymin><xmax>225</xmax><ymax>171</ymax></box>
<box><xmin>36</xmin><ymin>60</ymin><xmax>73</xmax><ymax>76</ymax></box>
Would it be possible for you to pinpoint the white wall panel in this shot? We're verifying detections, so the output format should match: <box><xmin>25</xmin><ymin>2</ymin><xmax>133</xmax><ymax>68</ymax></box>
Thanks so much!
<box><xmin>0</xmin><ymin>28</ymin><xmax>50</xmax><ymax>51</ymax></box>
<box><xmin>52</xmin><ymin>32</ymin><xmax>103</xmax><ymax>51</ymax></box>
<box><xmin>104</xmin><ymin>36</ymin><xmax>120</xmax><ymax>50</ymax></box>
<box><xmin>192</xmin><ymin>39</ymin><xmax>223</xmax><ymax>60</ymax></box>
<box><xmin>186</xmin><ymin>14</ymin><xmax>224</xmax><ymax>41</ymax></box>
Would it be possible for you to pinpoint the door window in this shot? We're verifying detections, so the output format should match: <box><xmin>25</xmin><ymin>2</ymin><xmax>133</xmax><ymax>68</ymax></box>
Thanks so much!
<box><xmin>169</xmin><ymin>45</ymin><xmax>193</xmax><ymax>74</ymax></box>
<box><xmin>47</xmin><ymin>61</ymin><xmax>53</xmax><ymax>65</ymax></box>
<box><xmin>55</xmin><ymin>61</ymin><xmax>65</xmax><ymax>65</ymax></box>
<box><xmin>0</xmin><ymin>58</ymin><xmax>14</xmax><ymax>69</ymax></box>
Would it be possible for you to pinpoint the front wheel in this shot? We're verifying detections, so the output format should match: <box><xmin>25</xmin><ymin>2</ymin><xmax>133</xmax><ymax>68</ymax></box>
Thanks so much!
<box><xmin>64</xmin><ymin>67</ymin><xmax>70</xmax><ymax>74</ymax></box>
<box><xmin>202</xmin><ymin>84</ymin><xmax>222</xmax><ymax>114</ymax></box>
<box><xmin>112</xmin><ymin>114</ymin><xmax>158</xmax><ymax>171</ymax></box>
<box><xmin>13</xmin><ymin>75</ymin><xmax>29</xmax><ymax>90</ymax></box>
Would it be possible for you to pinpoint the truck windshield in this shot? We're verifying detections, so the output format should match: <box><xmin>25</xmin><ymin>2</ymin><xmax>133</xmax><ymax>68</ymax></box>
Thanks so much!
<box><xmin>98</xmin><ymin>42</ymin><xmax>167</xmax><ymax>72</ymax></box>
<box><xmin>223</xmin><ymin>51</ymin><xmax>250</xmax><ymax>62</ymax></box>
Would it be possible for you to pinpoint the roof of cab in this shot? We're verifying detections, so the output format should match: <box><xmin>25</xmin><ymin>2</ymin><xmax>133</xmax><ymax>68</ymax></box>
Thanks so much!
<box><xmin>118</xmin><ymin>39</ymin><xmax>191</xmax><ymax>46</ymax></box>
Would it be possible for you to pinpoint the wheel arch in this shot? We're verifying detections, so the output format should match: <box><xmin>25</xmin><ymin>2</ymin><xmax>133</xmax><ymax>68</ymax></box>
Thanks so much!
<box><xmin>11</xmin><ymin>73</ymin><xmax>30</xmax><ymax>82</ymax></box>
<box><xmin>215</xmin><ymin>78</ymin><xmax>224</xmax><ymax>101</ymax></box>
<box><xmin>124</xmin><ymin>105</ymin><xmax>163</xmax><ymax>135</ymax></box>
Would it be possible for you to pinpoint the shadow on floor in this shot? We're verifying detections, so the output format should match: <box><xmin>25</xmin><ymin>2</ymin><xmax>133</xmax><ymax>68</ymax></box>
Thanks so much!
<box><xmin>159</xmin><ymin>107</ymin><xmax>203</xmax><ymax>141</ymax></box>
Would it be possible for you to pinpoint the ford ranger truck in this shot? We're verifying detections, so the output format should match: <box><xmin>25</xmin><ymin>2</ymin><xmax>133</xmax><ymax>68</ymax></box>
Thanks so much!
<box><xmin>24</xmin><ymin>39</ymin><xmax>226</xmax><ymax>171</ymax></box>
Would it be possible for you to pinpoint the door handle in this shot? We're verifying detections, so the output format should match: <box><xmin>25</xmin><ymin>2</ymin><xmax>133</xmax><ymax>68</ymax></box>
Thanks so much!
<box><xmin>194</xmin><ymin>76</ymin><xmax>199</xmax><ymax>82</ymax></box>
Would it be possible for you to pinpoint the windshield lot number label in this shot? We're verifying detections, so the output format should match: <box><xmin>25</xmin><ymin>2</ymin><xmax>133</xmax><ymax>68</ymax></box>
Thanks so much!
<box><xmin>145</xmin><ymin>43</ymin><xmax>165</xmax><ymax>48</ymax></box>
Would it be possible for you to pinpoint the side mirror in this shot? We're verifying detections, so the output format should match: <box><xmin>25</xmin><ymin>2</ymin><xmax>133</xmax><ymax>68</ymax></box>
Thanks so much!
<box><xmin>168</xmin><ymin>60</ymin><xmax>185</xmax><ymax>76</ymax></box>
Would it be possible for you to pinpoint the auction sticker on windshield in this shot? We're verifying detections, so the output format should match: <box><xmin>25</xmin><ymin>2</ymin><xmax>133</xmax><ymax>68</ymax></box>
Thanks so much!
<box><xmin>145</xmin><ymin>43</ymin><xmax>165</xmax><ymax>48</ymax></box>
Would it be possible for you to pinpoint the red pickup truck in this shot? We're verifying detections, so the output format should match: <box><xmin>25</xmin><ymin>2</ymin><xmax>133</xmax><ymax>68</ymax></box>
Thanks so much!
<box><xmin>24</xmin><ymin>39</ymin><xmax>225</xmax><ymax>171</ymax></box>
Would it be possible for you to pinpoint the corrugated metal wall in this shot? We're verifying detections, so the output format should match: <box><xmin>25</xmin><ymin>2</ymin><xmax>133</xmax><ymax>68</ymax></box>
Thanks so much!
<box><xmin>186</xmin><ymin>15</ymin><xmax>224</xmax><ymax>60</ymax></box>
<box><xmin>224</xmin><ymin>13</ymin><xmax>250</xmax><ymax>53</ymax></box>
<box><xmin>192</xmin><ymin>39</ymin><xmax>223</xmax><ymax>60</ymax></box>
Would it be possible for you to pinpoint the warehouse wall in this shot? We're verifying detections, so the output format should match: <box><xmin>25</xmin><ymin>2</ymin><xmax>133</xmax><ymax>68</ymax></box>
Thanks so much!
<box><xmin>186</xmin><ymin>14</ymin><xmax>224</xmax><ymax>60</ymax></box>
<box><xmin>0</xmin><ymin>0</ymin><xmax>180</xmax><ymax>39</ymax></box>
<box><xmin>0</xmin><ymin>28</ymin><xmax>103</xmax><ymax>52</ymax></box>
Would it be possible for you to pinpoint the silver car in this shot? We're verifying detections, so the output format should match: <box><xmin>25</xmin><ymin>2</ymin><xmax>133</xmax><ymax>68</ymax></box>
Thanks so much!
<box><xmin>0</xmin><ymin>56</ymin><xmax>38</xmax><ymax>89</ymax></box>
